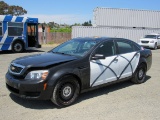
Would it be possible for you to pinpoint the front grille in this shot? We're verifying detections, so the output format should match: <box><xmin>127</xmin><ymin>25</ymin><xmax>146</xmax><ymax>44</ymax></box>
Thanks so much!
<box><xmin>141</xmin><ymin>41</ymin><xmax>149</xmax><ymax>43</ymax></box>
<box><xmin>6</xmin><ymin>84</ymin><xmax>40</xmax><ymax>97</ymax></box>
<box><xmin>9</xmin><ymin>63</ymin><xmax>25</xmax><ymax>75</ymax></box>
<box><xmin>25</xmin><ymin>92</ymin><xmax>40</xmax><ymax>97</ymax></box>
<box><xmin>6</xmin><ymin>84</ymin><xmax>19</xmax><ymax>94</ymax></box>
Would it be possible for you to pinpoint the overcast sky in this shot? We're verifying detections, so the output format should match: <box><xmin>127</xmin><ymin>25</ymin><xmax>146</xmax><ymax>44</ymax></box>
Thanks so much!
<box><xmin>3</xmin><ymin>0</ymin><xmax>160</xmax><ymax>24</ymax></box>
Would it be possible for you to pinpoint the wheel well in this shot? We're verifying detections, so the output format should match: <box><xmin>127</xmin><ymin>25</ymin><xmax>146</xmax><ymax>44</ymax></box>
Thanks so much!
<box><xmin>140</xmin><ymin>62</ymin><xmax>147</xmax><ymax>71</ymax></box>
<box><xmin>71</xmin><ymin>74</ymin><xmax>82</xmax><ymax>91</ymax></box>
<box><xmin>57</xmin><ymin>74</ymin><xmax>82</xmax><ymax>92</ymax></box>
<box><xmin>12</xmin><ymin>39</ymin><xmax>25</xmax><ymax>49</ymax></box>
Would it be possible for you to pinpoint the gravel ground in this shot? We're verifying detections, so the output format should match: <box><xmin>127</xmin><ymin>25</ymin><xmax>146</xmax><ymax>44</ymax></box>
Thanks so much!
<box><xmin>0</xmin><ymin>47</ymin><xmax>160</xmax><ymax>120</ymax></box>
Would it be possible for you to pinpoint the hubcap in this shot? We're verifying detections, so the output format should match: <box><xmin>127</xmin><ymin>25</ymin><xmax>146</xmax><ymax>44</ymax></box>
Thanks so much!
<box><xmin>62</xmin><ymin>86</ymin><xmax>72</xmax><ymax>97</ymax></box>
<box><xmin>14</xmin><ymin>43</ymin><xmax>22</xmax><ymax>52</ymax></box>
<box><xmin>155</xmin><ymin>44</ymin><xmax>157</xmax><ymax>49</ymax></box>
<box><xmin>138</xmin><ymin>69</ymin><xmax>144</xmax><ymax>79</ymax></box>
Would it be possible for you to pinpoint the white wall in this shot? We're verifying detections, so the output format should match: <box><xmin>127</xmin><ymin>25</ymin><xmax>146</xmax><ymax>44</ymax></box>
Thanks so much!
<box><xmin>72</xmin><ymin>26</ymin><xmax>160</xmax><ymax>43</ymax></box>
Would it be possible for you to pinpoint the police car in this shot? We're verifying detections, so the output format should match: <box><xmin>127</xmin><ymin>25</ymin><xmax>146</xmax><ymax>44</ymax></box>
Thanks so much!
<box><xmin>6</xmin><ymin>37</ymin><xmax>152</xmax><ymax>107</ymax></box>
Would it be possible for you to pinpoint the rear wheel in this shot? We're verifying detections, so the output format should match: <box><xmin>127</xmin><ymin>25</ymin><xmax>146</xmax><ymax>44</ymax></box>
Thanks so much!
<box><xmin>51</xmin><ymin>76</ymin><xmax>80</xmax><ymax>107</ymax></box>
<box><xmin>12</xmin><ymin>41</ymin><xmax>24</xmax><ymax>53</ymax></box>
<box><xmin>131</xmin><ymin>64</ymin><xmax>146</xmax><ymax>84</ymax></box>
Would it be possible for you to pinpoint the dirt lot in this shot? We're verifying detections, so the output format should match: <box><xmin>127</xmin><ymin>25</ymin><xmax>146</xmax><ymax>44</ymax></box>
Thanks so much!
<box><xmin>0</xmin><ymin>47</ymin><xmax>160</xmax><ymax>120</ymax></box>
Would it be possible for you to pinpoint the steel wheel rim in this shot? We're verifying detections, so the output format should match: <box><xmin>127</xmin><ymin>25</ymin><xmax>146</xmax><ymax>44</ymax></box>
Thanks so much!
<box><xmin>14</xmin><ymin>43</ymin><xmax>22</xmax><ymax>52</ymax></box>
<box><xmin>155</xmin><ymin>43</ymin><xmax>157</xmax><ymax>49</ymax></box>
<box><xmin>60</xmin><ymin>83</ymin><xmax>74</xmax><ymax>101</ymax></box>
<box><xmin>63</xmin><ymin>86</ymin><xmax>72</xmax><ymax>97</ymax></box>
<box><xmin>138</xmin><ymin>69</ymin><xmax>144</xmax><ymax>80</ymax></box>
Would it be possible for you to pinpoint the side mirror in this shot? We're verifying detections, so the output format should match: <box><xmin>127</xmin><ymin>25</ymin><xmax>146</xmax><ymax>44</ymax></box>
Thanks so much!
<box><xmin>157</xmin><ymin>36</ymin><xmax>160</xmax><ymax>39</ymax></box>
<box><xmin>92</xmin><ymin>54</ymin><xmax>105</xmax><ymax>60</ymax></box>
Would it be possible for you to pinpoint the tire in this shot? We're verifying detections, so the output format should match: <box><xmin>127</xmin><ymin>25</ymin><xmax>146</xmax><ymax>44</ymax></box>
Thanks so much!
<box><xmin>131</xmin><ymin>64</ymin><xmax>146</xmax><ymax>84</ymax></box>
<box><xmin>51</xmin><ymin>76</ymin><xmax>80</xmax><ymax>107</ymax></box>
<box><xmin>12</xmin><ymin>41</ymin><xmax>24</xmax><ymax>53</ymax></box>
<box><xmin>153</xmin><ymin>43</ymin><xmax>157</xmax><ymax>50</ymax></box>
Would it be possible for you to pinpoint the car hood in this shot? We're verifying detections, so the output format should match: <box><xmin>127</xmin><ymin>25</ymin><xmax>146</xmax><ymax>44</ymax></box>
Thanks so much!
<box><xmin>140</xmin><ymin>38</ymin><xmax>156</xmax><ymax>41</ymax></box>
<box><xmin>12</xmin><ymin>52</ymin><xmax>78</xmax><ymax>68</ymax></box>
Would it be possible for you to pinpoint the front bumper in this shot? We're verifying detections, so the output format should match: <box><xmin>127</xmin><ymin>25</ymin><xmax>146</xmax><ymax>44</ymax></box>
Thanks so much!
<box><xmin>139</xmin><ymin>43</ymin><xmax>155</xmax><ymax>49</ymax></box>
<box><xmin>5</xmin><ymin>72</ymin><xmax>53</xmax><ymax>100</ymax></box>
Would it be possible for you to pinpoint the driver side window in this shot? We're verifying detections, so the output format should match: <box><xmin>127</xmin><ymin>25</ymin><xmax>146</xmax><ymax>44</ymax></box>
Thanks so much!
<box><xmin>95</xmin><ymin>41</ymin><xmax>115</xmax><ymax>57</ymax></box>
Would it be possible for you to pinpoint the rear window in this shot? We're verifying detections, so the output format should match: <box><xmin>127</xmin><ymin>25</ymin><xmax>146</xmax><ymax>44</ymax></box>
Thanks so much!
<box><xmin>117</xmin><ymin>41</ymin><xmax>134</xmax><ymax>54</ymax></box>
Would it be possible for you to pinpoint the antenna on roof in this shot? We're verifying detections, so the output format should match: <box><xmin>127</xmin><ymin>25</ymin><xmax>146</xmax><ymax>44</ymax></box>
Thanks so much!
<box><xmin>114</xmin><ymin>32</ymin><xmax>119</xmax><ymax>38</ymax></box>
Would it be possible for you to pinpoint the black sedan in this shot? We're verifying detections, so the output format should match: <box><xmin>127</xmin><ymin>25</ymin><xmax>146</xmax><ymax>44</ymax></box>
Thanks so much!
<box><xmin>6</xmin><ymin>37</ymin><xmax>152</xmax><ymax>107</ymax></box>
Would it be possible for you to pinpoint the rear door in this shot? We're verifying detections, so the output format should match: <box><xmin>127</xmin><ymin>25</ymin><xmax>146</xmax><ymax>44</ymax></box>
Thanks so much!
<box><xmin>90</xmin><ymin>40</ymin><xmax>119</xmax><ymax>87</ymax></box>
<box><xmin>115</xmin><ymin>39</ymin><xmax>140</xmax><ymax>79</ymax></box>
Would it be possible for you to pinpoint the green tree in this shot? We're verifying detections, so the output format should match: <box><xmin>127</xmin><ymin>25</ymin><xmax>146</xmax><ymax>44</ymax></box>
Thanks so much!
<box><xmin>82</xmin><ymin>20</ymin><xmax>92</xmax><ymax>26</ymax></box>
<box><xmin>0</xmin><ymin>1</ymin><xmax>9</xmax><ymax>15</ymax></box>
<box><xmin>0</xmin><ymin>1</ymin><xmax>27</xmax><ymax>16</ymax></box>
<box><xmin>50</xmin><ymin>27</ymin><xmax>72</xmax><ymax>33</ymax></box>
<box><xmin>8</xmin><ymin>5</ymin><xmax>27</xmax><ymax>16</ymax></box>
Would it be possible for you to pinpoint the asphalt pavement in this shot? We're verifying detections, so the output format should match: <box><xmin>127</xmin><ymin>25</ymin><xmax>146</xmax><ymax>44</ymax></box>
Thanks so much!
<box><xmin>0</xmin><ymin>47</ymin><xmax>160</xmax><ymax>120</ymax></box>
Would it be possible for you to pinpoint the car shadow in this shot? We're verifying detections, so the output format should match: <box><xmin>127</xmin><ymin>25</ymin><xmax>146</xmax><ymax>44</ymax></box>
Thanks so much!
<box><xmin>76</xmin><ymin>75</ymin><xmax>151</xmax><ymax>104</ymax></box>
<box><xmin>0</xmin><ymin>50</ymin><xmax>45</xmax><ymax>54</ymax></box>
<box><xmin>10</xmin><ymin>94</ymin><xmax>56</xmax><ymax>109</ymax></box>
<box><xmin>9</xmin><ymin>75</ymin><xmax>151</xmax><ymax>109</ymax></box>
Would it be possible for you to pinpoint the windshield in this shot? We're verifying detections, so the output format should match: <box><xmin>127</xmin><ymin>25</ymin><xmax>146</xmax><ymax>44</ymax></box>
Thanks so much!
<box><xmin>144</xmin><ymin>35</ymin><xmax>157</xmax><ymax>39</ymax></box>
<box><xmin>52</xmin><ymin>39</ymin><xmax>97</xmax><ymax>57</ymax></box>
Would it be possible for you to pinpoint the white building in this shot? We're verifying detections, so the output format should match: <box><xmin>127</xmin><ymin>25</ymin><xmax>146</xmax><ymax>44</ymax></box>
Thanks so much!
<box><xmin>72</xmin><ymin>7</ymin><xmax>160</xmax><ymax>42</ymax></box>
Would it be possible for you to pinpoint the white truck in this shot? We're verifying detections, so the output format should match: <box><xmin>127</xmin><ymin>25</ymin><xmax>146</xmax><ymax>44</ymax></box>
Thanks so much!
<box><xmin>138</xmin><ymin>33</ymin><xmax>160</xmax><ymax>50</ymax></box>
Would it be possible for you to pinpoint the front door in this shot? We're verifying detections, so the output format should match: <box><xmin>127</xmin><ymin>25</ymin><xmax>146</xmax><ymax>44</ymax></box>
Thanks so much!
<box><xmin>90</xmin><ymin>41</ymin><xmax>119</xmax><ymax>87</ymax></box>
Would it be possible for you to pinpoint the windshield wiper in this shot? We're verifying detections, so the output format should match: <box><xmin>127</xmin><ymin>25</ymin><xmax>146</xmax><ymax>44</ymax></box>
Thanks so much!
<box><xmin>52</xmin><ymin>51</ymin><xmax>73</xmax><ymax>56</ymax></box>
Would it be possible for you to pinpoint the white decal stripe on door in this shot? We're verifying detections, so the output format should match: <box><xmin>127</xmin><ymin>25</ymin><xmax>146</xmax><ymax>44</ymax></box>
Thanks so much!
<box><xmin>90</xmin><ymin>56</ymin><xmax>118</xmax><ymax>87</ymax></box>
<box><xmin>119</xmin><ymin>55</ymin><xmax>133</xmax><ymax>75</ymax></box>
<box><xmin>118</xmin><ymin>52</ymin><xmax>140</xmax><ymax>79</ymax></box>
<box><xmin>90</xmin><ymin>51</ymin><xmax>140</xmax><ymax>87</ymax></box>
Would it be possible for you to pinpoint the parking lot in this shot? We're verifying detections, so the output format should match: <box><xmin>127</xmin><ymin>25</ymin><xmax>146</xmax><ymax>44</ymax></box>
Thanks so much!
<box><xmin>0</xmin><ymin>47</ymin><xmax>160</xmax><ymax>120</ymax></box>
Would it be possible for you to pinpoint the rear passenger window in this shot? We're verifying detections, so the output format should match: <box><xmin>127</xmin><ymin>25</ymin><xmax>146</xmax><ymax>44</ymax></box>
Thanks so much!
<box><xmin>117</xmin><ymin>41</ymin><xmax>134</xmax><ymax>54</ymax></box>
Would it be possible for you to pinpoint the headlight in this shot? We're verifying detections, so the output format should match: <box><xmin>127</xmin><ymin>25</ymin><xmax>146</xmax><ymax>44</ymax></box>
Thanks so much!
<box><xmin>25</xmin><ymin>70</ymin><xmax>49</xmax><ymax>81</ymax></box>
<box><xmin>150</xmin><ymin>40</ymin><xmax>154</xmax><ymax>43</ymax></box>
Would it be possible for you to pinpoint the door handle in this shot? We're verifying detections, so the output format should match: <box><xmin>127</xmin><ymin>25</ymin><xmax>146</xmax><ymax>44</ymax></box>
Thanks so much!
<box><xmin>114</xmin><ymin>58</ymin><xmax>118</xmax><ymax>62</ymax></box>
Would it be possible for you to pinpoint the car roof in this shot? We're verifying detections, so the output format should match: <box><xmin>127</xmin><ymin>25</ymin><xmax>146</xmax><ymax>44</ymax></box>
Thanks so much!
<box><xmin>147</xmin><ymin>33</ymin><xmax>160</xmax><ymax>35</ymax></box>
<box><xmin>72</xmin><ymin>37</ymin><xmax>114</xmax><ymax>42</ymax></box>
<box><xmin>72</xmin><ymin>37</ymin><xmax>133</xmax><ymax>42</ymax></box>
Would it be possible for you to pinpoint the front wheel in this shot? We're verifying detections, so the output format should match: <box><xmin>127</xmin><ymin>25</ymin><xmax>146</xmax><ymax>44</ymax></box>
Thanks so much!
<box><xmin>153</xmin><ymin>43</ymin><xmax>157</xmax><ymax>50</ymax></box>
<box><xmin>12</xmin><ymin>41</ymin><xmax>24</xmax><ymax>53</ymax></box>
<box><xmin>51</xmin><ymin>76</ymin><xmax>80</xmax><ymax>107</ymax></box>
<box><xmin>131</xmin><ymin>64</ymin><xmax>146</xmax><ymax>84</ymax></box>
